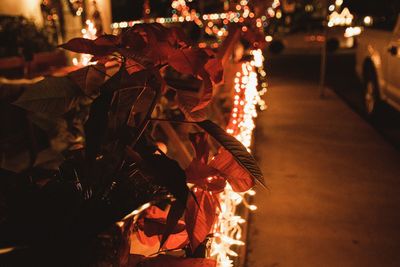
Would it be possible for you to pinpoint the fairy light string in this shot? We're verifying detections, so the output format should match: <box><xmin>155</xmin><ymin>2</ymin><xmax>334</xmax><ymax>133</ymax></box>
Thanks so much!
<box><xmin>210</xmin><ymin>48</ymin><xmax>266</xmax><ymax>267</ymax></box>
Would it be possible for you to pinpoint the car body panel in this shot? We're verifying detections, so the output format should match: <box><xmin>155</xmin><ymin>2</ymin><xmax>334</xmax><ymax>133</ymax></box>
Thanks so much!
<box><xmin>355</xmin><ymin>15</ymin><xmax>400</xmax><ymax>112</ymax></box>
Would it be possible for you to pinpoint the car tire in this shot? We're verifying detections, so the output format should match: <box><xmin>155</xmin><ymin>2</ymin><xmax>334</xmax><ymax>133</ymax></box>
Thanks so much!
<box><xmin>364</xmin><ymin>74</ymin><xmax>382</xmax><ymax>116</ymax></box>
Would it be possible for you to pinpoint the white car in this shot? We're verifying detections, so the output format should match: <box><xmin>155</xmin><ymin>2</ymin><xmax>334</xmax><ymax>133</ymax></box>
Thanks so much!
<box><xmin>356</xmin><ymin>14</ymin><xmax>400</xmax><ymax>115</ymax></box>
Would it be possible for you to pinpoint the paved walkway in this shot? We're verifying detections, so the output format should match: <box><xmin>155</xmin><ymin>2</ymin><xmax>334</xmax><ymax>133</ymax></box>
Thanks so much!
<box><xmin>246</xmin><ymin>79</ymin><xmax>400</xmax><ymax>267</ymax></box>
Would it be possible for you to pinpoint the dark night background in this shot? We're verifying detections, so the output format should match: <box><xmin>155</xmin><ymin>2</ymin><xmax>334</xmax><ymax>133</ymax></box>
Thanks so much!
<box><xmin>111</xmin><ymin>0</ymin><xmax>400</xmax><ymax>22</ymax></box>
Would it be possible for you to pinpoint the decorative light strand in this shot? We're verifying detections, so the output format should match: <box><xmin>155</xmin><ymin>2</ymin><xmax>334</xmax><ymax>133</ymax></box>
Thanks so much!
<box><xmin>112</xmin><ymin>11</ymin><xmax>260</xmax><ymax>31</ymax></box>
<box><xmin>210</xmin><ymin>49</ymin><xmax>266</xmax><ymax>267</ymax></box>
<box><xmin>328</xmin><ymin>7</ymin><xmax>353</xmax><ymax>27</ymax></box>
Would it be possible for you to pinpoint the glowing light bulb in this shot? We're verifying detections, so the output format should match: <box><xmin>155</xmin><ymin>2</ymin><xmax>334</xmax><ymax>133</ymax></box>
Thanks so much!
<box><xmin>249</xmin><ymin>205</ymin><xmax>258</xmax><ymax>211</ymax></box>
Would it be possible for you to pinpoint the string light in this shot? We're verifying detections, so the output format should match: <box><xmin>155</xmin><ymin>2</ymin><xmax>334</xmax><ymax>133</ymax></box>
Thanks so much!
<box><xmin>328</xmin><ymin>7</ymin><xmax>353</xmax><ymax>27</ymax></box>
<box><xmin>344</xmin><ymin>26</ymin><xmax>362</xmax><ymax>38</ymax></box>
<box><xmin>211</xmin><ymin>49</ymin><xmax>267</xmax><ymax>267</ymax></box>
<box><xmin>112</xmin><ymin>10</ymin><xmax>258</xmax><ymax>30</ymax></box>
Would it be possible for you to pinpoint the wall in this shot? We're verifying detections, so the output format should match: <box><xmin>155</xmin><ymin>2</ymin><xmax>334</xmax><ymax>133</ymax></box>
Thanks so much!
<box><xmin>0</xmin><ymin>0</ymin><xmax>43</xmax><ymax>25</ymax></box>
<box><xmin>0</xmin><ymin>0</ymin><xmax>111</xmax><ymax>33</ymax></box>
<box><xmin>93</xmin><ymin>0</ymin><xmax>112</xmax><ymax>33</ymax></box>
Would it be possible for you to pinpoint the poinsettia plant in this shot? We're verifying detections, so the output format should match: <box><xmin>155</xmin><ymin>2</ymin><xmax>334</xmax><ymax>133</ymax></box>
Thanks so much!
<box><xmin>0</xmin><ymin>23</ymin><xmax>264</xmax><ymax>265</ymax></box>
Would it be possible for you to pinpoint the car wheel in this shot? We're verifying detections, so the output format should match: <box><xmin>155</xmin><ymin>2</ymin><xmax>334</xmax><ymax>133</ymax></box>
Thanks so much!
<box><xmin>364</xmin><ymin>77</ymin><xmax>381</xmax><ymax>116</ymax></box>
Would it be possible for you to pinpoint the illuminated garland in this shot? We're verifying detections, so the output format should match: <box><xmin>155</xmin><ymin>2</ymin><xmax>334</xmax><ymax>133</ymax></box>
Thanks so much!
<box><xmin>210</xmin><ymin>48</ymin><xmax>266</xmax><ymax>267</ymax></box>
<box><xmin>111</xmin><ymin>11</ymin><xmax>268</xmax><ymax>31</ymax></box>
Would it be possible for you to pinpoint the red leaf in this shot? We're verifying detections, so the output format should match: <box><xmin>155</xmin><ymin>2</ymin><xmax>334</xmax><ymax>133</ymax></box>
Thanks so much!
<box><xmin>203</xmin><ymin>48</ymin><xmax>217</xmax><ymax>57</ymax></box>
<box><xmin>59</xmin><ymin>38</ymin><xmax>95</xmax><ymax>53</ymax></box>
<box><xmin>211</xmin><ymin>193</ymin><xmax>222</xmax><ymax>211</ymax></box>
<box><xmin>126</xmin><ymin>58</ymin><xmax>146</xmax><ymax>74</ymax></box>
<box><xmin>59</xmin><ymin>38</ymin><xmax>114</xmax><ymax>56</ymax></box>
<box><xmin>191</xmin><ymin>70</ymin><xmax>213</xmax><ymax>112</ymax></box>
<box><xmin>135</xmin><ymin>205</ymin><xmax>189</xmax><ymax>251</ymax></box>
<box><xmin>185</xmin><ymin>189</ymin><xmax>217</xmax><ymax>252</ymax></box>
<box><xmin>209</xmin><ymin>149</ymin><xmax>255</xmax><ymax>192</ymax></box>
<box><xmin>163</xmin><ymin>228</ymin><xmax>189</xmax><ymax>250</ymax></box>
<box><xmin>136</xmin><ymin>228</ymin><xmax>159</xmax><ymax>247</ymax></box>
<box><xmin>185</xmin><ymin>161</ymin><xmax>218</xmax><ymax>185</ymax></box>
<box><xmin>205</xmin><ymin>176</ymin><xmax>226</xmax><ymax>193</ymax></box>
<box><xmin>189</xmin><ymin>132</ymin><xmax>209</xmax><ymax>163</ymax></box>
<box><xmin>160</xmin><ymin>201</ymin><xmax>186</xmax><ymax>249</ymax></box>
<box><xmin>167</xmin><ymin>27</ymin><xmax>190</xmax><ymax>47</ymax></box>
<box><xmin>141</xmin><ymin>218</ymin><xmax>185</xmax><ymax>237</ymax></box>
<box><xmin>143</xmin><ymin>205</ymin><xmax>168</xmax><ymax>219</ymax></box>
<box><xmin>135</xmin><ymin>227</ymin><xmax>188</xmax><ymax>251</ymax></box>
<box><xmin>196</xmin><ymin>120</ymin><xmax>265</xmax><ymax>186</ymax></box>
<box><xmin>121</xmin><ymin>29</ymin><xmax>146</xmax><ymax>50</ymax></box>
<box><xmin>205</xmin><ymin>58</ymin><xmax>224</xmax><ymax>84</ymax></box>
<box><xmin>148</xmin><ymin>42</ymin><xmax>175</xmax><ymax>65</ymax></box>
<box><xmin>94</xmin><ymin>34</ymin><xmax>120</xmax><ymax>46</ymax></box>
<box><xmin>185</xmin><ymin>161</ymin><xmax>226</xmax><ymax>193</ymax></box>
<box><xmin>168</xmin><ymin>47</ymin><xmax>209</xmax><ymax>76</ymax></box>
<box><xmin>186</xmin><ymin>133</ymin><xmax>226</xmax><ymax>192</ymax></box>
<box><xmin>118</xmin><ymin>48</ymin><xmax>153</xmax><ymax>70</ymax></box>
<box><xmin>176</xmin><ymin>90</ymin><xmax>208</xmax><ymax>122</ymax></box>
<box><xmin>131</xmin><ymin>23</ymin><xmax>169</xmax><ymax>44</ymax></box>
<box><xmin>90</xmin><ymin>55</ymin><xmax>112</xmax><ymax>64</ymax></box>
<box><xmin>68</xmin><ymin>64</ymin><xmax>106</xmax><ymax>96</ymax></box>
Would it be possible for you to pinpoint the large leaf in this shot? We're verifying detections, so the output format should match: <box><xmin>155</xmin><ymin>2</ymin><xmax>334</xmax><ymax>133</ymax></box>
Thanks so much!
<box><xmin>84</xmin><ymin>69</ymin><xmax>151</xmax><ymax>161</ymax></box>
<box><xmin>209</xmin><ymin>149</ymin><xmax>254</xmax><ymax>192</ymax></box>
<box><xmin>133</xmin><ymin>23</ymin><xmax>170</xmax><ymax>44</ymax></box>
<box><xmin>13</xmin><ymin>76</ymin><xmax>81</xmax><ymax>116</ymax></box>
<box><xmin>136</xmin><ymin>206</ymin><xmax>186</xmax><ymax>238</ymax></box>
<box><xmin>176</xmin><ymin>90</ymin><xmax>208</xmax><ymax>122</ymax></box>
<box><xmin>196</xmin><ymin>120</ymin><xmax>265</xmax><ymax>187</ymax></box>
<box><xmin>93</xmin><ymin>34</ymin><xmax>120</xmax><ymax>46</ymax></box>
<box><xmin>185</xmin><ymin>188</ymin><xmax>217</xmax><ymax>252</ymax></box>
<box><xmin>68</xmin><ymin>64</ymin><xmax>106</xmax><ymax>96</ymax></box>
<box><xmin>84</xmin><ymin>69</ymin><xmax>123</xmax><ymax>161</ymax></box>
<box><xmin>59</xmin><ymin>38</ymin><xmax>115</xmax><ymax>56</ymax></box>
<box><xmin>191</xmin><ymin>70</ymin><xmax>213</xmax><ymax>112</ymax></box>
<box><xmin>185</xmin><ymin>161</ymin><xmax>225</xmax><ymax>193</ymax></box>
<box><xmin>205</xmin><ymin>58</ymin><xmax>224</xmax><ymax>84</ymax></box>
<box><xmin>121</xmin><ymin>29</ymin><xmax>146</xmax><ymax>50</ymax></box>
<box><xmin>150</xmin><ymin>42</ymin><xmax>176</xmax><ymax>66</ymax></box>
<box><xmin>168</xmin><ymin>47</ymin><xmax>209</xmax><ymax>76</ymax></box>
<box><xmin>167</xmin><ymin>27</ymin><xmax>190</xmax><ymax>47</ymax></box>
<box><xmin>186</xmin><ymin>133</ymin><xmax>226</xmax><ymax>192</ymax></box>
<box><xmin>189</xmin><ymin>132</ymin><xmax>209</xmax><ymax>163</ymax></box>
<box><xmin>108</xmin><ymin>86</ymin><xmax>145</xmax><ymax>133</ymax></box>
<box><xmin>118</xmin><ymin>47</ymin><xmax>154</xmax><ymax>69</ymax></box>
<box><xmin>160</xmin><ymin>201</ymin><xmax>186</xmax><ymax>249</ymax></box>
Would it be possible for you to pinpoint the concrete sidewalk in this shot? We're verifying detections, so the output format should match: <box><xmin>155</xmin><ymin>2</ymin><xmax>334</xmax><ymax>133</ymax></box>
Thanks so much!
<box><xmin>246</xmin><ymin>79</ymin><xmax>400</xmax><ymax>267</ymax></box>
